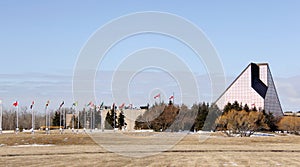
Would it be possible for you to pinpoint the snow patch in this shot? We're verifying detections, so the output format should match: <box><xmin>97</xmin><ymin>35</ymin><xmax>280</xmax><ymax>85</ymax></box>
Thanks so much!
<box><xmin>11</xmin><ymin>144</ymin><xmax>55</xmax><ymax>147</ymax></box>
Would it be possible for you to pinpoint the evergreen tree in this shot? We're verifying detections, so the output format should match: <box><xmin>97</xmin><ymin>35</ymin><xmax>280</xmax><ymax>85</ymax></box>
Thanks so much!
<box><xmin>243</xmin><ymin>104</ymin><xmax>250</xmax><ymax>112</ymax></box>
<box><xmin>194</xmin><ymin>103</ymin><xmax>209</xmax><ymax>131</ymax></box>
<box><xmin>263</xmin><ymin>110</ymin><xmax>279</xmax><ymax>131</ymax></box>
<box><xmin>105</xmin><ymin>108</ymin><xmax>117</xmax><ymax>129</ymax></box>
<box><xmin>105</xmin><ymin>111</ymin><xmax>113</xmax><ymax>129</ymax></box>
<box><xmin>78</xmin><ymin>109</ymin><xmax>85</xmax><ymax>129</ymax></box>
<box><xmin>203</xmin><ymin>104</ymin><xmax>222</xmax><ymax>131</ymax></box>
<box><xmin>223</xmin><ymin>102</ymin><xmax>232</xmax><ymax>114</ymax></box>
<box><xmin>118</xmin><ymin>111</ymin><xmax>125</xmax><ymax>130</ymax></box>
<box><xmin>232</xmin><ymin>101</ymin><xmax>242</xmax><ymax>111</ymax></box>
<box><xmin>52</xmin><ymin>111</ymin><xmax>61</xmax><ymax>126</ymax></box>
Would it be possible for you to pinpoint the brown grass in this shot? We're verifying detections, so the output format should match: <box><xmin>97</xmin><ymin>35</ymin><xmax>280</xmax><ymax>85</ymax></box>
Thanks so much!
<box><xmin>0</xmin><ymin>132</ymin><xmax>95</xmax><ymax>146</ymax></box>
<box><xmin>0</xmin><ymin>131</ymin><xmax>299</xmax><ymax>166</ymax></box>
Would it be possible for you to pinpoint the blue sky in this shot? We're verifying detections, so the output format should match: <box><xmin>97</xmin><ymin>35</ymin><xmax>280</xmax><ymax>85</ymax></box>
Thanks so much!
<box><xmin>0</xmin><ymin>1</ymin><xmax>300</xmax><ymax>111</ymax></box>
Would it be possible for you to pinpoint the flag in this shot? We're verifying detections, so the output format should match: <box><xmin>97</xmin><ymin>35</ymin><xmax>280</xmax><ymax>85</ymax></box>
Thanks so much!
<box><xmin>13</xmin><ymin>101</ymin><xmax>18</xmax><ymax>107</ymax></box>
<box><xmin>154</xmin><ymin>93</ymin><xmax>160</xmax><ymax>99</ymax></box>
<box><xmin>72</xmin><ymin>101</ymin><xmax>78</xmax><ymax>106</ymax></box>
<box><xmin>169</xmin><ymin>95</ymin><xmax>174</xmax><ymax>100</ymax></box>
<box><xmin>59</xmin><ymin>101</ymin><xmax>64</xmax><ymax>108</ymax></box>
<box><xmin>251</xmin><ymin>103</ymin><xmax>255</xmax><ymax>107</ymax></box>
<box><xmin>119</xmin><ymin>103</ymin><xmax>125</xmax><ymax>109</ymax></box>
<box><xmin>99</xmin><ymin>102</ymin><xmax>104</xmax><ymax>109</ymax></box>
<box><xmin>87</xmin><ymin>101</ymin><xmax>93</xmax><ymax>107</ymax></box>
<box><xmin>45</xmin><ymin>100</ymin><xmax>50</xmax><ymax>107</ymax></box>
<box><xmin>30</xmin><ymin>101</ymin><xmax>34</xmax><ymax>109</ymax></box>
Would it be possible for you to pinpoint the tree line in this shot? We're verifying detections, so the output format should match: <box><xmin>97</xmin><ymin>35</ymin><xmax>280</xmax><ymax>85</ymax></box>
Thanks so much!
<box><xmin>134</xmin><ymin>101</ymin><xmax>300</xmax><ymax>136</ymax></box>
<box><xmin>134</xmin><ymin>101</ymin><xmax>222</xmax><ymax>132</ymax></box>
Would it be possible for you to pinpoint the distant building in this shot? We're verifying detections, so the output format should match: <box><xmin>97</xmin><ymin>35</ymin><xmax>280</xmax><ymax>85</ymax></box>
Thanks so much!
<box><xmin>215</xmin><ymin>63</ymin><xmax>283</xmax><ymax>116</ymax></box>
<box><xmin>100</xmin><ymin>109</ymin><xmax>147</xmax><ymax>131</ymax></box>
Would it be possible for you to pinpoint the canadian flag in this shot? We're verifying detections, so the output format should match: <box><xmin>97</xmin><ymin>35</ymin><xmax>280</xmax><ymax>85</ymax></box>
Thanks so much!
<box><xmin>13</xmin><ymin>101</ymin><xmax>18</xmax><ymax>107</ymax></box>
<box><xmin>169</xmin><ymin>95</ymin><xmax>174</xmax><ymax>100</ymax></box>
<box><xmin>154</xmin><ymin>94</ymin><xmax>160</xmax><ymax>99</ymax></box>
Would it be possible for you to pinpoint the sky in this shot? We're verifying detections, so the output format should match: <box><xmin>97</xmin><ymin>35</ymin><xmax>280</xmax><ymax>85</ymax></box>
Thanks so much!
<box><xmin>0</xmin><ymin>1</ymin><xmax>300</xmax><ymax>112</ymax></box>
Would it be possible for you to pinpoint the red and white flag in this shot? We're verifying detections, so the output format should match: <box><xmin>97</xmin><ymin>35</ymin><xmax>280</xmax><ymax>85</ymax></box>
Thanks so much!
<box><xmin>154</xmin><ymin>94</ymin><xmax>160</xmax><ymax>99</ymax></box>
<box><xmin>119</xmin><ymin>103</ymin><xmax>125</xmax><ymax>109</ymax></box>
<box><xmin>13</xmin><ymin>101</ymin><xmax>18</xmax><ymax>107</ymax></box>
<box><xmin>169</xmin><ymin>95</ymin><xmax>174</xmax><ymax>100</ymax></box>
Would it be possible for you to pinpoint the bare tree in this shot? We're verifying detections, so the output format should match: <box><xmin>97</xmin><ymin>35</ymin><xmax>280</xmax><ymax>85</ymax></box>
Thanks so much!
<box><xmin>278</xmin><ymin>116</ymin><xmax>300</xmax><ymax>134</ymax></box>
<box><xmin>216</xmin><ymin>109</ymin><xmax>269</xmax><ymax>137</ymax></box>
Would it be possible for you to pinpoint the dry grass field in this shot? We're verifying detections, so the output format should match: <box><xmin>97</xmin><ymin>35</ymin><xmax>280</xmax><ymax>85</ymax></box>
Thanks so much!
<box><xmin>0</xmin><ymin>131</ymin><xmax>299</xmax><ymax>166</ymax></box>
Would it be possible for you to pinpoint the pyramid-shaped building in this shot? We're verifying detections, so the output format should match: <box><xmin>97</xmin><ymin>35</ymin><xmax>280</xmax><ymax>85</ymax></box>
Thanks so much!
<box><xmin>215</xmin><ymin>63</ymin><xmax>283</xmax><ymax>116</ymax></box>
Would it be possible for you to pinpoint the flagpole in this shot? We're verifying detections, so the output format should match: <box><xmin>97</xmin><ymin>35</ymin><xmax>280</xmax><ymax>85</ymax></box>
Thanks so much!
<box><xmin>159</xmin><ymin>95</ymin><xmax>161</xmax><ymax>104</ymax></box>
<box><xmin>72</xmin><ymin>106</ymin><xmax>75</xmax><ymax>133</ymax></box>
<box><xmin>100</xmin><ymin>108</ymin><xmax>103</xmax><ymax>132</ymax></box>
<box><xmin>92</xmin><ymin>106</ymin><xmax>95</xmax><ymax>132</ymax></box>
<box><xmin>48</xmin><ymin>109</ymin><xmax>51</xmax><ymax>134</ymax></box>
<box><xmin>114</xmin><ymin>108</ymin><xmax>116</xmax><ymax>131</ymax></box>
<box><xmin>173</xmin><ymin>92</ymin><xmax>175</xmax><ymax>104</ymax></box>
<box><xmin>90</xmin><ymin>107</ymin><xmax>93</xmax><ymax>133</ymax></box>
<box><xmin>113</xmin><ymin>104</ymin><xmax>116</xmax><ymax>132</ymax></box>
<box><xmin>84</xmin><ymin>107</ymin><xmax>86</xmax><ymax>133</ymax></box>
<box><xmin>63</xmin><ymin>108</ymin><xmax>66</xmax><ymax>130</ymax></box>
<box><xmin>31</xmin><ymin>103</ymin><xmax>34</xmax><ymax>134</ymax></box>
<box><xmin>93</xmin><ymin>106</ymin><xmax>96</xmax><ymax>131</ymax></box>
<box><xmin>59</xmin><ymin>108</ymin><xmax>62</xmax><ymax>134</ymax></box>
<box><xmin>0</xmin><ymin>100</ymin><xmax>2</xmax><ymax>134</ymax></box>
<box><xmin>16</xmin><ymin>105</ymin><xmax>19</xmax><ymax>134</ymax></box>
<box><xmin>45</xmin><ymin>106</ymin><xmax>48</xmax><ymax>134</ymax></box>
<box><xmin>77</xmin><ymin>105</ymin><xmax>79</xmax><ymax>134</ymax></box>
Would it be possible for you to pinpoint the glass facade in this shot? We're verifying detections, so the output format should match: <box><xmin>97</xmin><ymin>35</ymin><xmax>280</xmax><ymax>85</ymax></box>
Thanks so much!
<box><xmin>264</xmin><ymin>67</ymin><xmax>283</xmax><ymax>115</ymax></box>
<box><xmin>215</xmin><ymin>63</ymin><xmax>283</xmax><ymax>116</ymax></box>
